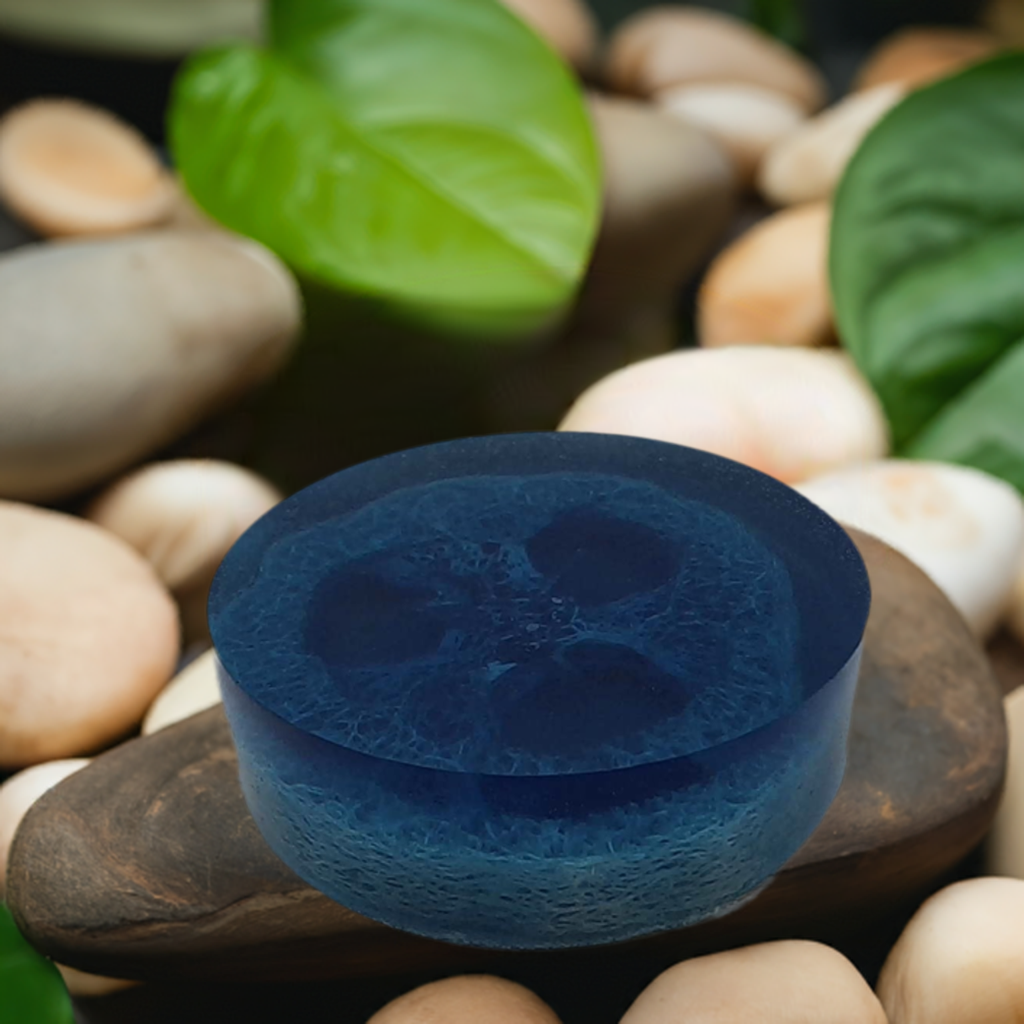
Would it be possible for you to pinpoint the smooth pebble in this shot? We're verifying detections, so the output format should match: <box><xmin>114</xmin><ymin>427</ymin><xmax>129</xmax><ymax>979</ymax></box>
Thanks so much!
<box><xmin>877</xmin><ymin>878</ymin><xmax>1024</xmax><ymax>1024</ymax></box>
<box><xmin>0</xmin><ymin>232</ymin><xmax>301</xmax><ymax>502</ymax></box>
<box><xmin>699</xmin><ymin>201</ymin><xmax>832</xmax><ymax>347</ymax></box>
<box><xmin>88</xmin><ymin>457</ymin><xmax>280</xmax><ymax>601</ymax></box>
<box><xmin>620</xmin><ymin>941</ymin><xmax>887</xmax><ymax>1024</ymax></box>
<box><xmin>758</xmin><ymin>83</ymin><xmax>906</xmax><ymax>207</ymax></box>
<box><xmin>0</xmin><ymin>99</ymin><xmax>177</xmax><ymax>237</ymax></box>
<box><xmin>795</xmin><ymin>460</ymin><xmax>1024</xmax><ymax>638</ymax></box>
<box><xmin>367</xmin><ymin>975</ymin><xmax>561</xmax><ymax>1024</ymax></box>
<box><xmin>560</xmin><ymin>346</ymin><xmax>888</xmax><ymax>484</ymax></box>
<box><xmin>499</xmin><ymin>0</ymin><xmax>598</xmax><ymax>72</ymax></box>
<box><xmin>985</xmin><ymin>687</ymin><xmax>1024</xmax><ymax>879</ymax></box>
<box><xmin>855</xmin><ymin>26</ymin><xmax>1000</xmax><ymax>92</ymax></box>
<box><xmin>0</xmin><ymin>502</ymin><xmax>179</xmax><ymax>768</ymax></box>
<box><xmin>142</xmin><ymin>650</ymin><xmax>222</xmax><ymax>735</ymax></box>
<box><xmin>0</xmin><ymin>759</ymin><xmax>88</xmax><ymax>898</ymax></box>
<box><xmin>606</xmin><ymin>5</ymin><xmax>827</xmax><ymax>112</ymax></box>
<box><xmin>577</xmin><ymin>94</ymin><xmax>736</xmax><ymax>332</ymax></box>
<box><xmin>657</xmin><ymin>82</ymin><xmax>806</xmax><ymax>183</ymax></box>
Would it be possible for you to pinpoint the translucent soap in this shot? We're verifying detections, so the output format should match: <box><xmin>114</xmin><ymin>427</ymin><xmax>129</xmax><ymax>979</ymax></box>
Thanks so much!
<box><xmin>209</xmin><ymin>433</ymin><xmax>870</xmax><ymax>949</ymax></box>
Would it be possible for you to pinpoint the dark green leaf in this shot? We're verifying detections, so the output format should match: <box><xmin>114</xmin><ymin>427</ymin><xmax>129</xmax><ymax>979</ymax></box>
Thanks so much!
<box><xmin>170</xmin><ymin>0</ymin><xmax>601</xmax><ymax>339</ymax></box>
<box><xmin>0</xmin><ymin>904</ymin><xmax>73</xmax><ymax>1024</ymax></box>
<box><xmin>830</xmin><ymin>54</ymin><xmax>1024</xmax><ymax>491</ymax></box>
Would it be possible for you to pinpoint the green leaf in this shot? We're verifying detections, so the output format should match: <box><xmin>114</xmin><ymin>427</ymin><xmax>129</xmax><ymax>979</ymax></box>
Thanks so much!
<box><xmin>0</xmin><ymin>905</ymin><xmax>73</xmax><ymax>1024</ymax></box>
<box><xmin>830</xmin><ymin>53</ymin><xmax>1024</xmax><ymax>491</ymax></box>
<box><xmin>169</xmin><ymin>0</ymin><xmax>601</xmax><ymax>339</ymax></box>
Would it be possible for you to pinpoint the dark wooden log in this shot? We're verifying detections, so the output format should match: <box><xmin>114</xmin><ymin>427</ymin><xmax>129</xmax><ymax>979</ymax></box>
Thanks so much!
<box><xmin>6</xmin><ymin>531</ymin><xmax>1007</xmax><ymax>983</ymax></box>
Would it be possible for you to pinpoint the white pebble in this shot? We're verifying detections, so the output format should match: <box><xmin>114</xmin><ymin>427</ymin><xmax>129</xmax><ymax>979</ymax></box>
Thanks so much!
<box><xmin>560</xmin><ymin>346</ymin><xmax>888</xmax><ymax>484</ymax></box>
<box><xmin>143</xmin><ymin>650</ymin><xmax>222</xmax><ymax>735</ymax></box>
<box><xmin>658</xmin><ymin>82</ymin><xmax>806</xmax><ymax>183</ymax></box>
<box><xmin>87</xmin><ymin>460</ymin><xmax>281</xmax><ymax>593</ymax></box>
<box><xmin>758</xmin><ymin>83</ymin><xmax>906</xmax><ymax>207</ymax></box>
<box><xmin>621</xmin><ymin>941</ymin><xmax>887</xmax><ymax>1024</ymax></box>
<box><xmin>796</xmin><ymin>460</ymin><xmax>1024</xmax><ymax>637</ymax></box>
<box><xmin>877</xmin><ymin>877</ymin><xmax>1024</xmax><ymax>1024</ymax></box>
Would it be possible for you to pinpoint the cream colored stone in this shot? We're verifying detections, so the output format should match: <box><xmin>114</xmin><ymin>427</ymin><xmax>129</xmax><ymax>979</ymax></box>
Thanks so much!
<box><xmin>560</xmin><ymin>346</ymin><xmax>888</xmax><ymax>485</ymax></box>
<box><xmin>0</xmin><ymin>502</ymin><xmax>179</xmax><ymax>768</ymax></box>
<box><xmin>0</xmin><ymin>232</ymin><xmax>301</xmax><ymax>502</ymax></box>
<box><xmin>657</xmin><ymin>82</ymin><xmax>806</xmax><ymax>184</ymax></box>
<box><xmin>621</xmin><ymin>941</ymin><xmax>887</xmax><ymax>1024</ymax></box>
<box><xmin>142</xmin><ymin>650</ymin><xmax>222</xmax><ymax>735</ymax></box>
<box><xmin>88</xmin><ymin>460</ymin><xmax>281</xmax><ymax>593</ymax></box>
<box><xmin>758</xmin><ymin>83</ymin><xmax>906</xmax><ymax>207</ymax></box>
<box><xmin>606</xmin><ymin>5</ymin><xmax>826</xmax><ymax>112</ymax></box>
<box><xmin>877</xmin><ymin>877</ymin><xmax>1024</xmax><ymax>1024</ymax></box>
<box><xmin>856</xmin><ymin>26</ymin><xmax>1000</xmax><ymax>92</ymax></box>
<box><xmin>796</xmin><ymin>460</ymin><xmax>1024</xmax><ymax>638</ymax></box>
<box><xmin>499</xmin><ymin>0</ymin><xmax>598</xmax><ymax>72</ymax></box>
<box><xmin>0</xmin><ymin>99</ymin><xmax>176</xmax><ymax>238</ymax></box>
<box><xmin>699</xmin><ymin>201</ymin><xmax>832</xmax><ymax>347</ymax></box>
<box><xmin>0</xmin><ymin>759</ymin><xmax>88</xmax><ymax>898</ymax></box>
<box><xmin>985</xmin><ymin>687</ymin><xmax>1024</xmax><ymax>879</ymax></box>
<box><xmin>368</xmin><ymin>975</ymin><xmax>561</xmax><ymax>1024</ymax></box>
<box><xmin>576</xmin><ymin>94</ymin><xmax>736</xmax><ymax>331</ymax></box>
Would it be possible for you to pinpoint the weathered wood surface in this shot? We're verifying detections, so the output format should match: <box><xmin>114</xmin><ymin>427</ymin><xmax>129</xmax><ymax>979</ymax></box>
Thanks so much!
<box><xmin>6</xmin><ymin>531</ymin><xmax>1007</xmax><ymax>983</ymax></box>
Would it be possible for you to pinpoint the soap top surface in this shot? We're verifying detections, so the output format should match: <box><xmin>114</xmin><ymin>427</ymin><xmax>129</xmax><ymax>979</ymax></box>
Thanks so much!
<box><xmin>210</xmin><ymin>434</ymin><xmax>870</xmax><ymax>777</ymax></box>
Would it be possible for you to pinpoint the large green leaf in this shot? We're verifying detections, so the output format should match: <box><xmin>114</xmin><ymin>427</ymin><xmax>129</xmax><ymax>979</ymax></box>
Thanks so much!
<box><xmin>0</xmin><ymin>905</ymin><xmax>73</xmax><ymax>1024</ymax></box>
<box><xmin>830</xmin><ymin>54</ymin><xmax>1024</xmax><ymax>490</ymax></box>
<box><xmin>169</xmin><ymin>0</ymin><xmax>601</xmax><ymax>338</ymax></box>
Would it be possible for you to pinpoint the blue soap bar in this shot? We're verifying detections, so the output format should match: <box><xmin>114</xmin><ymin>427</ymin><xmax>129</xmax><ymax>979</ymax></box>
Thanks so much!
<box><xmin>210</xmin><ymin>433</ymin><xmax>870</xmax><ymax>949</ymax></box>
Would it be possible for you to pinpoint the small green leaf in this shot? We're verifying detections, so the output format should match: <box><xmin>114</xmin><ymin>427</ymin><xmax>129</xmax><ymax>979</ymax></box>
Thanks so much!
<box><xmin>0</xmin><ymin>904</ymin><xmax>73</xmax><ymax>1024</ymax></box>
<box><xmin>170</xmin><ymin>0</ymin><xmax>601</xmax><ymax>339</ymax></box>
<box><xmin>831</xmin><ymin>54</ymin><xmax>1024</xmax><ymax>491</ymax></box>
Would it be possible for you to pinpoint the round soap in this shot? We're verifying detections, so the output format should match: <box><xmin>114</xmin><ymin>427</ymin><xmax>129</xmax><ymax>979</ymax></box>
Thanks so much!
<box><xmin>209</xmin><ymin>433</ymin><xmax>870</xmax><ymax>949</ymax></box>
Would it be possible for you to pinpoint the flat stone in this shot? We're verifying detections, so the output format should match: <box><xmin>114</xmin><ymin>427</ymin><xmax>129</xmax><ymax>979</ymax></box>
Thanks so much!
<box><xmin>0</xmin><ymin>231</ymin><xmax>300</xmax><ymax>502</ymax></box>
<box><xmin>6</xmin><ymin>531</ymin><xmax>1006</xmax><ymax>983</ymax></box>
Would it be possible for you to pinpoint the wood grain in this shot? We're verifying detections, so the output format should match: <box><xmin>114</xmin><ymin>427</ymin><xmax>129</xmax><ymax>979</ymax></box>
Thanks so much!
<box><xmin>6</xmin><ymin>530</ymin><xmax>1007</xmax><ymax>983</ymax></box>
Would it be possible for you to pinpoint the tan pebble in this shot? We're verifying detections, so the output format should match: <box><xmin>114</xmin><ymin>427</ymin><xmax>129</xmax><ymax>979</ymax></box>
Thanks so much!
<box><xmin>758</xmin><ymin>83</ymin><xmax>906</xmax><ymax>207</ymax></box>
<box><xmin>576</xmin><ymin>94</ymin><xmax>737</xmax><ymax>330</ymax></box>
<box><xmin>88</xmin><ymin>460</ymin><xmax>281</xmax><ymax>593</ymax></box>
<box><xmin>143</xmin><ymin>650</ymin><xmax>222</xmax><ymax>735</ymax></box>
<box><xmin>796</xmin><ymin>460</ymin><xmax>1024</xmax><ymax>637</ymax></box>
<box><xmin>0</xmin><ymin>502</ymin><xmax>179</xmax><ymax>769</ymax></box>
<box><xmin>560</xmin><ymin>346</ymin><xmax>888</xmax><ymax>484</ymax></box>
<box><xmin>55</xmin><ymin>966</ymin><xmax>139</xmax><ymax>999</ymax></box>
<box><xmin>0</xmin><ymin>99</ymin><xmax>176</xmax><ymax>237</ymax></box>
<box><xmin>856</xmin><ymin>26</ymin><xmax>1001</xmax><ymax>92</ymax></box>
<box><xmin>877</xmin><ymin>877</ymin><xmax>1024</xmax><ymax>1024</ymax></box>
<box><xmin>368</xmin><ymin>975</ymin><xmax>561</xmax><ymax>1024</ymax></box>
<box><xmin>699</xmin><ymin>201</ymin><xmax>832</xmax><ymax>347</ymax></box>
<box><xmin>0</xmin><ymin>759</ymin><xmax>88</xmax><ymax>898</ymax></box>
<box><xmin>499</xmin><ymin>0</ymin><xmax>598</xmax><ymax>72</ymax></box>
<box><xmin>606</xmin><ymin>5</ymin><xmax>827</xmax><ymax>112</ymax></box>
<box><xmin>985</xmin><ymin>688</ymin><xmax>1024</xmax><ymax>878</ymax></box>
<box><xmin>657</xmin><ymin>82</ymin><xmax>806</xmax><ymax>183</ymax></box>
<box><xmin>621</xmin><ymin>941</ymin><xmax>887</xmax><ymax>1024</ymax></box>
